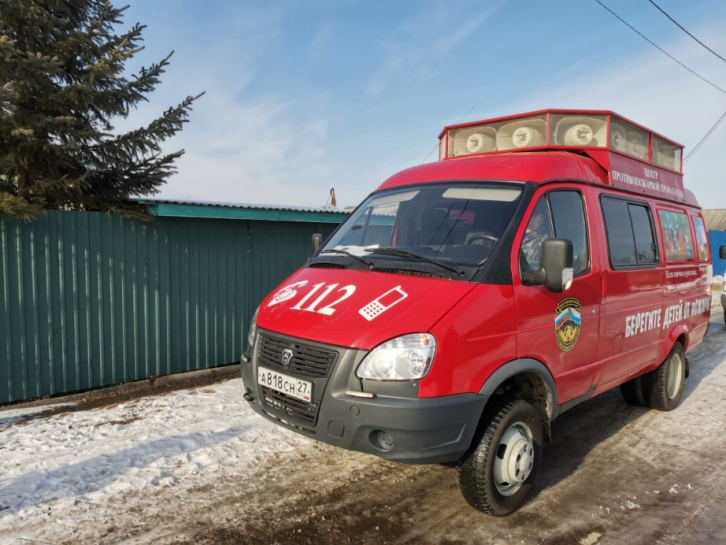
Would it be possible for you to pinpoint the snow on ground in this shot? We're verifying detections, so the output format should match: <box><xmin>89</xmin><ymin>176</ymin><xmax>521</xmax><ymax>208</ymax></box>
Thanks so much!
<box><xmin>0</xmin><ymin>378</ymin><xmax>315</xmax><ymax>543</ymax></box>
<box><xmin>2</xmin><ymin>294</ymin><xmax>724</xmax><ymax>544</ymax></box>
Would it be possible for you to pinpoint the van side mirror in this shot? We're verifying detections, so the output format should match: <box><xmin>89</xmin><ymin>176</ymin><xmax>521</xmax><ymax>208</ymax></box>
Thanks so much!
<box><xmin>312</xmin><ymin>233</ymin><xmax>323</xmax><ymax>254</ymax></box>
<box><xmin>523</xmin><ymin>239</ymin><xmax>574</xmax><ymax>293</ymax></box>
<box><xmin>720</xmin><ymin>246</ymin><xmax>726</xmax><ymax>260</ymax></box>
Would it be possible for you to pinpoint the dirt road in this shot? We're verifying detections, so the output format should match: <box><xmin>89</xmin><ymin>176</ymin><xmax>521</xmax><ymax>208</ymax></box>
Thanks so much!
<box><xmin>114</xmin><ymin>304</ymin><xmax>726</xmax><ymax>545</ymax></box>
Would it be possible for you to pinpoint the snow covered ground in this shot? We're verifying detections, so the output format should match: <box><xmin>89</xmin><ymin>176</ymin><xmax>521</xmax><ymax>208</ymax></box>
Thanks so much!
<box><xmin>0</xmin><ymin>378</ymin><xmax>318</xmax><ymax>544</ymax></box>
<box><xmin>1</xmin><ymin>295</ymin><xmax>725</xmax><ymax>544</ymax></box>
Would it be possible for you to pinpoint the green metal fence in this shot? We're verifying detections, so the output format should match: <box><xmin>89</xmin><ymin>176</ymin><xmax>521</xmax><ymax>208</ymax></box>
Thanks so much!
<box><xmin>0</xmin><ymin>210</ymin><xmax>340</xmax><ymax>404</ymax></box>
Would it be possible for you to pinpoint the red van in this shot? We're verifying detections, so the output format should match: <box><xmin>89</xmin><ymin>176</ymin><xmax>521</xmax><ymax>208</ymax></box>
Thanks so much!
<box><xmin>241</xmin><ymin>110</ymin><xmax>712</xmax><ymax>515</ymax></box>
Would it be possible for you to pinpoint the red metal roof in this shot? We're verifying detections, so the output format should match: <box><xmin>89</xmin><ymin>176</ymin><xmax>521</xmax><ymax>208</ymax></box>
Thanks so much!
<box><xmin>376</xmin><ymin>150</ymin><xmax>699</xmax><ymax>207</ymax></box>
<box><xmin>377</xmin><ymin>151</ymin><xmax>609</xmax><ymax>190</ymax></box>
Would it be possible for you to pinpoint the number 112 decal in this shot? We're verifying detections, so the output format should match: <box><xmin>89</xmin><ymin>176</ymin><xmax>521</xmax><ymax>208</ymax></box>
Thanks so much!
<box><xmin>268</xmin><ymin>279</ymin><xmax>409</xmax><ymax>320</ymax></box>
<box><xmin>289</xmin><ymin>282</ymin><xmax>357</xmax><ymax>316</ymax></box>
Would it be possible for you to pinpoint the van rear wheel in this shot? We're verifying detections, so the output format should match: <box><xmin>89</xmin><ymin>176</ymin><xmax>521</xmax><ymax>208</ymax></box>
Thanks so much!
<box><xmin>642</xmin><ymin>342</ymin><xmax>686</xmax><ymax>411</ymax></box>
<box><xmin>458</xmin><ymin>399</ymin><xmax>543</xmax><ymax>516</ymax></box>
<box><xmin>620</xmin><ymin>376</ymin><xmax>647</xmax><ymax>406</ymax></box>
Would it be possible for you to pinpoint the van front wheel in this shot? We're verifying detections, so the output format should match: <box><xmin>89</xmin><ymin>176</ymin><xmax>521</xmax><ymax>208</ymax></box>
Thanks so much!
<box><xmin>458</xmin><ymin>399</ymin><xmax>543</xmax><ymax>516</ymax></box>
<box><xmin>643</xmin><ymin>342</ymin><xmax>686</xmax><ymax>411</ymax></box>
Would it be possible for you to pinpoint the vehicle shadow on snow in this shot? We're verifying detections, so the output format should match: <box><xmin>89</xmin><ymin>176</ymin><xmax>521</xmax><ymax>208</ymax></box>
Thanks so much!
<box><xmin>168</xmin><ymin>316</ymin><xmax>726</xmax><ymax>544</ymax></box>
<box><xmin>0</xmin><ymin>425</ymin><xmax>250</xmax><ymax>517</ymax></box>
<box><xmin>532</xmin><ymin>314</ymin><xmax>726</xmax><ymax>500</ymax></box>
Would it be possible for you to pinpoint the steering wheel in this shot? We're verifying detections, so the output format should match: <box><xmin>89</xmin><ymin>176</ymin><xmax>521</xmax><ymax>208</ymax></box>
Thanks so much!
<box><xmin>467</xmin><ymin>234</ymin><xmax>499</xmax><ymax>245</ymax></box>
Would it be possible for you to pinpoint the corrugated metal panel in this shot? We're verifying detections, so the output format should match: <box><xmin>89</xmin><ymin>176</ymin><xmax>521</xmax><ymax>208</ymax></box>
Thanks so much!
<box><xmin>0</xmin><ymin>210</ymin><xmax>339</xmax><ymax>404</ymax></box>
<box><xmin>703</xmin><ymin>209</ymin><xmax>726</xmax><ymax>231</ymax></box>
<box><xmin>138</xmin><ymin>198</ymin><xmax>348</xmax><ymax>214</ymax></box>
<box><xmin>138</xmin><ymin>199</ymin><xmax>351</xmax><ymax>223</ymax></box>
<box><xmin>709</xmin><ymin>230</ymin><xmax>726</xmax><ymax>277</ymax></box>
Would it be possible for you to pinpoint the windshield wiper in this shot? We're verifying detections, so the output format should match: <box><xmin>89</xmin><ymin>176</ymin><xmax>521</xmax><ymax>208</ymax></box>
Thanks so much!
<box><xmin>320</xmin><ymin>249</ymin><xmax>374</xmax><ymax>268</ymax></box>
<box><xmin>367</xmin><ymin>248</ymin><xmax>463</xmax><ymax>275</ymax></box>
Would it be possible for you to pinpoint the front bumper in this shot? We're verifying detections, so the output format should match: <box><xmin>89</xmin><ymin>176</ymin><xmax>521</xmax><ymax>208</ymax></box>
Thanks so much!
<box><xmin>242</xmin><ymin>329</ymin><xmax>488</xmax><ymax>464</ymax></box>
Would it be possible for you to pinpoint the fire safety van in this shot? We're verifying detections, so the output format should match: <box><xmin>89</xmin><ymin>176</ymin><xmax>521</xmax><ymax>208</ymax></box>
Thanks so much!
<box><xmin>241</xmin><ymin>110</ymin><xmax>713</xmax><ymax>515</ymax></box>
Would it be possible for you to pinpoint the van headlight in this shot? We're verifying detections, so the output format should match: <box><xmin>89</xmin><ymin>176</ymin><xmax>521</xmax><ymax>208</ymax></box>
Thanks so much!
<box><xmin>356</xmin><ymin>334</ymin><xmax>436</xmax><ymax>381</ymax></box>
<box><xmin>247</xmin><ymin>307</ymin><xmax>259</xmax><ymax>349</ymax></box>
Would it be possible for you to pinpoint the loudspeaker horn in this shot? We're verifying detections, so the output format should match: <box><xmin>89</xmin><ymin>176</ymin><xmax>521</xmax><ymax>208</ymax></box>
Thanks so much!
<box><xmin>554</xmin><ymin>116</ymin><xmax>607</xmax><ymax>146</ymax></box>
<box><xmin>497</xmin><ymin>119</ymin><xmax>546</xmax><ymax>150</ymax></box>
<box><xmin>452</xmin><ymin>126</ymin><xmax>497</xmax><ymax>156</ymax></box>
<box><xmin>625</xmin><ymin>131</ymin><xmax>648</xmax><ymax>160</ymax></box>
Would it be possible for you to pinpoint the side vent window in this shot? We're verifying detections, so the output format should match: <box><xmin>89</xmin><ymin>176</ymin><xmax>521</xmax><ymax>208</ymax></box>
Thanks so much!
<box><xmin>628</xmin><ymin>204</ymin><xmax>658</xmax><ymax>265</ymax></box>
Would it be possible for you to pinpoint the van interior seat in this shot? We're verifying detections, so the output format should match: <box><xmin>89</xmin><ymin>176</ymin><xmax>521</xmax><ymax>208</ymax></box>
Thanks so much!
<box><xmin>415</xmin><ymin>208</ymin><xmax>451</xmax><ymax>246</ymax></box>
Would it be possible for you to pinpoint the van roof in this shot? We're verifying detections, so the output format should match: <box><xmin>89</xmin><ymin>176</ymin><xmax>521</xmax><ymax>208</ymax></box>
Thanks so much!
<box><xmin>377</xmin><ymin>151</ymin><xmax>700</xmax><ymax>208</ymax></box>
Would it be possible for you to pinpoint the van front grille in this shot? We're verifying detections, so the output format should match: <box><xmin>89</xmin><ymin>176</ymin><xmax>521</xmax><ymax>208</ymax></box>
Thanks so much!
<box><xmin>257</xmin><ymin>334</ymin><xmax>338</xmax><ymax>378</ymax></box>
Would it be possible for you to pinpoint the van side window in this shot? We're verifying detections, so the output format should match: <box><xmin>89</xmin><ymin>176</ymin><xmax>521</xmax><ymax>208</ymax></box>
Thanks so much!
<box><xmin>658</xmin><ymin>210</ymin><xmax>694</xmax><ymax>262</ymax></box>
<box><xmin>520</xmin><ymin>197</ymin><xmax>553</xmax><ymax>272</ymax></box>
<box><xmin>520</xmin><ymin>190</ymin><xmax>589</xmax><ymax>275</ymax></box>
<box><xmin>692</xmin><ymin>216</ymin><xmax>710</xmax><ymax>262</ymax></box>
<box><xmin>628</xmin><ymin>205</ymin><xmax>657</xmax><ymax>264</ymax></box>
<box><xmin>549</xmin><ymin>191</ymin><xmax>589</xmax><ymax>275</ymax></box>
<box><xmin>601</xmin><ymin>197</ymin><xmax>658</xmax><ymax>268</ymax></box>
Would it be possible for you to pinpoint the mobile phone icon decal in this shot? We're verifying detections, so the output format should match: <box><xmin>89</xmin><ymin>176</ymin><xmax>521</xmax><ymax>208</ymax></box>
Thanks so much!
<box><xmin>358</xmin><ymin>286</ymin><xmax>408</xmax><ymax>321</ymax></box>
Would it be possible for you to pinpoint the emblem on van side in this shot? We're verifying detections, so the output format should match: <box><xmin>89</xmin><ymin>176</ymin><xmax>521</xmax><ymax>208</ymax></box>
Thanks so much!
<box><xmin>554</xmin><ymin>298</ymin><xmax>582</xmax><ymax>352</ymax></box>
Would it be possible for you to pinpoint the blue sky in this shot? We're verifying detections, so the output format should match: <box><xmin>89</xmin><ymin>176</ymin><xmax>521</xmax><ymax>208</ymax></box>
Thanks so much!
<box><xmin>118</xmin><ymin>0</ymin><xmax>726</xmax><ymax>209</ymax></box>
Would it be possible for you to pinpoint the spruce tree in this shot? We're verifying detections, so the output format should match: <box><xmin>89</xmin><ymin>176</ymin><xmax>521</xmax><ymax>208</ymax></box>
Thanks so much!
<box><xmin>0</xmin><ymin>0</ymin><xmax>203</xmax><ymax>220</ymax></box>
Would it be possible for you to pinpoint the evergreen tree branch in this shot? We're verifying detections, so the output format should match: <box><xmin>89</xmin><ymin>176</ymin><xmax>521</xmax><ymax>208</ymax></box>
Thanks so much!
<box><xmin>0</xmin><ymin>0</ymin><xmax>204</xmax><ymax>214</ymax></box>
<box><xmin>0</xmin><ymin>191</ymin><xmax>42</xmax><ymax>221</ymax></box>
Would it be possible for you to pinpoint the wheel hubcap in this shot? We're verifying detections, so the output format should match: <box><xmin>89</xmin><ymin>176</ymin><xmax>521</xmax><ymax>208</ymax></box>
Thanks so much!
<box><xmin>493</xmin><ymin>422</ymin><xmax>534</xmax><ymax>496</ymax></box>
<box><xmin>666</xmin><ymin>352</ymin><xmax>684</xmax><ymax>399</ymax></box>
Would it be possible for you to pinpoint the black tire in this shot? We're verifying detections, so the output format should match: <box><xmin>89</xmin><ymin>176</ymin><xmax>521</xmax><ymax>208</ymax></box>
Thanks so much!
<box><xmin>642</xmin><ymin>342</ymin><xmax>686</xmax><ymax>411</ymax></box>
<box><xmin>620</xmin><ymin>375</ymin><xmax>647</xmax><ymax>406</ymax></box>
<box><xmin>458</xmin><ymin>399</ymin><xmax>543</xmax><ymax>516</ymax></box>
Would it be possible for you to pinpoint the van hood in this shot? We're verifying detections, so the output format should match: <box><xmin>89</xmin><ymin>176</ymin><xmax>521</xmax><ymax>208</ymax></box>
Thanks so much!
<box><xmin>256</xmin><ymin>267</ymin><xmax>476</xmax><ymax>350</ymax></box>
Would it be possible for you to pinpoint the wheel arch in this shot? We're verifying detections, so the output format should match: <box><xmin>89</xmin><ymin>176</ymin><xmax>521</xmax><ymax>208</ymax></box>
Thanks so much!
<box><xmin>478</xmin><ymin>358</ymin><xmax>558</xmax><ymax>423</ymax></box>
<box><xmin>669</xmin><ymin>327</ymin><xmax>689</xmax><ymax>352</ymax></box>
<box><xmin>655</xmin><ymin>325</ymin><xmax>689</xmax><ymax>365</ymax></box>
<box><xmin>672</xmin><ymin>331</ymin><xmax>689</xmax><ymax>377</ymax></box>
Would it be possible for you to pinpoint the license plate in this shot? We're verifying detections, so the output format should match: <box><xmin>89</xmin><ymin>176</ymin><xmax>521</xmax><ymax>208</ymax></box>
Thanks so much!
<box><xmin>257</xmin><ymin>367</ymin><xmax>313</xmax><ymax>403</ymax></box>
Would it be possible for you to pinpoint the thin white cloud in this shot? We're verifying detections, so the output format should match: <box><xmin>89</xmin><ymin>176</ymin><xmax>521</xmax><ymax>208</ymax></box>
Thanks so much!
<box><xmin>309</xmin><ymin>22</ymin><xmax>336</xmax><ymax>66</ymax></box>
<box><xmin>157</xmin><ymin>88</ymin><xmax>336</xmax><ymax>207</ymax></box>
<box><xmin>115</xmin><ymin>4</ymin><xmax>341</xmax><ymax>209</ymax></box>
<box><xmin>121</xmin><ymin>3</ymin><xmax>726</xmax><ymax>212</ymax></box>
<box><xmin>365</xmin><ymin>0</ymin><xmax>503</xmax><ymax>95</ymax></box>
<box><xmin>485</xmin><ymin>23</ymin><xmax>726</xmax><ymax>207</ymax></box>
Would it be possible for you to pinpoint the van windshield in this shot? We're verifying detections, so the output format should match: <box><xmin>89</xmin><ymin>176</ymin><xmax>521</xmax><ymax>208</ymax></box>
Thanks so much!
<box><xmin>321</xmin><ymin>182</ymin><xmax>523</xmax><ymax>268</ymax></box>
